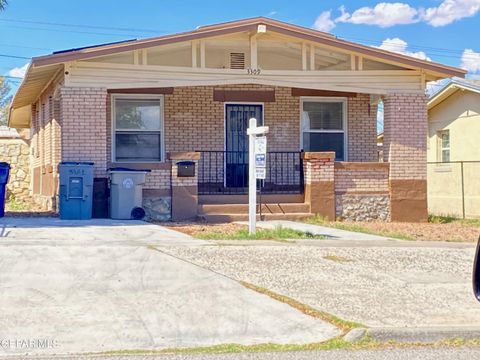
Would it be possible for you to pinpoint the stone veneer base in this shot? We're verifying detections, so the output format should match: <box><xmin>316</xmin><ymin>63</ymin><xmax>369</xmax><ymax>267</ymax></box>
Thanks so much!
<box><xmin>336</xmin><ymin>194</ymin><xmax>390</xmax><ymax>222</ymax></box>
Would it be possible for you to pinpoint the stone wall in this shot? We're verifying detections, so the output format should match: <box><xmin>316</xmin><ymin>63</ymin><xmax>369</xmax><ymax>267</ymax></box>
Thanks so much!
<box><xmin>336</xmin><ymin>194</ymin><xmax>390</xmax><ymax>221</ymax></box>
<box><xmin>143</xmin><ymin>196</ymin><xmax>171</xmax><ymax>221</ymax></box>
<box><xmin>0</xmin><ymin>138</ymin><xmax>30</xmax><ymax>201</ymax></box>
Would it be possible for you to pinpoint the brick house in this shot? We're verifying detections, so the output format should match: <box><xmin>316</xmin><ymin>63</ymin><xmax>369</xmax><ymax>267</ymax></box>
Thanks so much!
<box><xmin>8</xmin><ymin>18</ymin><xmax>465</xmax><ymax>222</ymax></box>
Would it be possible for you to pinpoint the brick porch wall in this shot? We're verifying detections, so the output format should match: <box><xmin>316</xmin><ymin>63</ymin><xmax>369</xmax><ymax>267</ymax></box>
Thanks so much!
<box><xmin>334</xmin><ymin>162</ymin><xmax>390</xmax><ymax>221</ymax></box>
<box><xmin>334</xmin><ymin>163</ymin><xmax>389</xmax><ymax>194</ymax></box>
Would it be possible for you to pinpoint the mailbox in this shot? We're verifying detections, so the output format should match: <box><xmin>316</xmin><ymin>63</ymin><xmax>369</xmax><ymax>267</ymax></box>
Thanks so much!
<box><xmin>177</xmin><ymin>161</ymin><xmax>195</xmax><ymax>177</ymax></box>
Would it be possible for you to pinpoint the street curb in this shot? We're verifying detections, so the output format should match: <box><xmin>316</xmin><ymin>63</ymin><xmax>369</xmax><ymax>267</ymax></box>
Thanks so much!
<box><xmin>368</xmin><ymin>326</ymin><xmax>480</xmax><ymax>343</ymax></box>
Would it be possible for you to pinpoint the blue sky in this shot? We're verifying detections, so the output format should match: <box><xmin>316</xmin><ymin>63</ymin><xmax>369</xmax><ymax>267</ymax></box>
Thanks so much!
<box><xmin>1</xmin><ymin>0</ymin><xmax>480</xmax><ymax>91</ymax></box>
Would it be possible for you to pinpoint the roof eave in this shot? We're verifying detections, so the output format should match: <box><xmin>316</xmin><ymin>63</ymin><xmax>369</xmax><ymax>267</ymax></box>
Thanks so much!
<box><xmin>428</xmin><ymin>81</ymin><xmax>480</xmax><ymax>109</ymax></box>
<box><xmin>30</xmin><ymin>17</ymin><xmax>466</xmax><ymax>79</ymax></box>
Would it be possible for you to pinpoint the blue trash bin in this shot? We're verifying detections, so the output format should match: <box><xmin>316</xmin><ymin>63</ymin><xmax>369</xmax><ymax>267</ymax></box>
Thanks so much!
<box><xmin>58</xmin><ymin>162</ymin><xmax>94</xmax><ymax>220</ymax></box>
<box><xmin>0</xmin><ymin>162</ymin><xmax>10</xmax><ymax>218</ymax></box>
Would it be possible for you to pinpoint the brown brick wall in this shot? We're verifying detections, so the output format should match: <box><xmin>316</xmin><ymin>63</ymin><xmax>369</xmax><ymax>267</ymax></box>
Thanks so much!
<box><xmin>304</xmin><ymin>158</ymin><xmax>334</xmax><ymax>184</ymax></box>
<box><xmin>144</xmin><ymin>169</ymin><xmax>171</xmax><ymax>190</ymax></box>
<box><xmin>60</xmin><ymin>87</ymin><xmax>108</xmax><ymax>178</ymax></box>
<box><xmin>348</xmin><ymin>94</ymin><xmax>378</xmax><ymax>162</ymax></box>
<box><xmin>105</xmin><ymin>85</ymin><xmax>375</xmax><ymax>164</ymax></box>
<box><xmin>383</xmin><ymin>93</ymin><xmax>428</xmax><ymax>180</ymax></box>
<box><xmin>334</xmin><ymin>164</ymin><xmax>389</xmax><ymax>194</ymax></box>
<box><xmin>162</xmin><ymin>84</ymin><xmax>300</xmax><ymax>153</ymax></box>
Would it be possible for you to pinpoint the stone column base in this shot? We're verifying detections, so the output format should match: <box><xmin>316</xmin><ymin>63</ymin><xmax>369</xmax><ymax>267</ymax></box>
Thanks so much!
<box><xmin>390</xmin><ymin>179</ymin><xmax>428</xmax><ymax>222</ymax></box>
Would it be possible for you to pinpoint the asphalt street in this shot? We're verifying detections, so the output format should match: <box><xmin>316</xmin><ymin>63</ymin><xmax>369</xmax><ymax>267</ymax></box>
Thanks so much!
<box><xmin>2</xmin><ymin>347</ymin><xmax>480</xmax><ymax>360</ymax></box>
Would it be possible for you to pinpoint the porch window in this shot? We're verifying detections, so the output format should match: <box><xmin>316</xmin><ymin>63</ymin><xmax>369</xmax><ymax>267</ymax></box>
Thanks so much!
<box><xmin>112</xmin><ymin>95</ymin><xmax>164</xmax><ymax>162</ymax></box>
<box><xmin>301</xmin><ymin>99</ymin><xmax>346</xmax><ymax>161</ymax></box>
<box><xmin>438</xmin><ymin>130</ymin><xmax>450</xmax><ymax>163</ymax></box>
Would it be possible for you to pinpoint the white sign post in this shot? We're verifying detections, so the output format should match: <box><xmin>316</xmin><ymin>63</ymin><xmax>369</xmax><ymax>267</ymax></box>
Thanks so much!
<box><xmin>247</xmin><ymin>118</ymin><xmax>269</xmax><ymax>235</ymax></box>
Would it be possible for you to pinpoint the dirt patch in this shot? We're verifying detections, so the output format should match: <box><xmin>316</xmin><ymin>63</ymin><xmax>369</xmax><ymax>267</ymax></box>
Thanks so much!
<box><xmin>5</xmin><ymin>197</ymin><xmax>56</xmax><ymax>217</ymax></box>
<box><xmin>167</xmin><ymin>219</ymin><xmax>480</xmax><ymax>243</ymax></box>
<box><xmin>334</xmin><ymin>221</ymin><xmax>480</xmax><ymax>242</ymax></box>
<box><xmin>165</xmin><ymin>222</ymin><xmax>247</xmax><ymax>237</ymax></box>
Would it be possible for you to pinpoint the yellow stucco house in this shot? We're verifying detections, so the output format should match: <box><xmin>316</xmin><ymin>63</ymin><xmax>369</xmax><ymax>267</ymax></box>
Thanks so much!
<box><xmin>427</xmin><ymin>78</ymin><xmax>480</xmax><ymax>218</ymax></box>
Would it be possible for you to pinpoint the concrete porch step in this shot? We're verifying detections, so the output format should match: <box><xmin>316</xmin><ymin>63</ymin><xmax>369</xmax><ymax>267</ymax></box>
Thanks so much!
<box><xmin>199</xmin><ymin>193</ymin><xmax>304</xmax><ymax>204</ymax></box>
<box><xmin>198</xmin><ymin>213</ymin><xmax>312</xmax><ymax>223</ymax></box>
<box><xmin>198</xmin><ymin>203</ymin><xmax>310</xmax><ymax>215</ymax></box>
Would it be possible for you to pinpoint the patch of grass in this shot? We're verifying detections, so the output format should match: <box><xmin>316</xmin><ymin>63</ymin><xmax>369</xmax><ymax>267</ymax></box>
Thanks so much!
<box><xmin>88</xmin><ymin>337</ymin><xmax>480</xmax><ymax>356</ymax></box>
<box><xmin>304</xmin><ymin>214</ymin><xmax>414</xmax><ymax>241</ymax></box>
<box><xmin>195</xmin><ymin>225</ymin><xmax>326</xmax><ymax>241</ymax></box>
<box><xmin>240</xmin><ymin>281</ymin><xmax>363</xmax><ymax>333</ymax></box>
<box><xmin>323</xmin><ymin>255</ymin><xmax>352</xmax><ymax>263</ymax></box>
<box><xmin>429</xmin><ymin>214</ymin><xmax>480</xmax><ymax>227</ymax></box>
<box><xmin>5</xmin><ymin>195</ymin><xmax>29</xmax><ymax>211</ymax></box>
<box><xmin>90</xmin><ymin>338</ymin><xmax>374</xmax><ymax>355</ymax></box>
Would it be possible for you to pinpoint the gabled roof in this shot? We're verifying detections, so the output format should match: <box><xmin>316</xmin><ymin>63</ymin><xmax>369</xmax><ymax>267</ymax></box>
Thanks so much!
<box><xmin>31</xmin><ymin>17</ymin><xmax>465</xmax><ymax>77</ymax></box>
<box><xmin>9</xmin><ymin>17</ymin><xmax>467</xmax><ymax>128</ymax></box>
<box><xmin>428</xmin><ymin>78</ymin><xmax>480</xmax><ymax>109</ymax></box>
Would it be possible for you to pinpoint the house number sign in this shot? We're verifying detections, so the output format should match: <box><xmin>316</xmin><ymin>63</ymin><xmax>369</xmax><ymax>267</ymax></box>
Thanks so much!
<box><xmin>246</xmin><ymin>68</ymin><xmax>261</xmax><ymax>75</ymax></box>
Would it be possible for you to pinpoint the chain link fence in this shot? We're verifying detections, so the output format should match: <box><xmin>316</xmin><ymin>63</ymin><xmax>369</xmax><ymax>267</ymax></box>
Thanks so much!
<box><xmin>427</xmin><ymin>161</ymin><xmax>480</xmax><ymax>219</ymax></box>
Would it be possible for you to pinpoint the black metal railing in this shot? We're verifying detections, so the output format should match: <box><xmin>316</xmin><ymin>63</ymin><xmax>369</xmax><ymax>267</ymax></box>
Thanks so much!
<box><xmin>197</xmin><ymin>150</ymin><xmax>304</xmax><ymax>195</ymax></box>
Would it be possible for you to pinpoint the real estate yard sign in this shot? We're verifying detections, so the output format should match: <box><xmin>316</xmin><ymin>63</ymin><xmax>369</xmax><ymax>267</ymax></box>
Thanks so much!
<box><xmin>247</xmin><ymin>119</ymin><xmax>269</xmax><ymax>234</ymax></box>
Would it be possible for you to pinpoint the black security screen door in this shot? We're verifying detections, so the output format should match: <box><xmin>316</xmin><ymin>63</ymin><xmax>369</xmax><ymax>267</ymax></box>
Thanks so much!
<box><xmin>225</xmin><ymin>104</ymin><xmax>263</xmax><ymax>187</ymax></box>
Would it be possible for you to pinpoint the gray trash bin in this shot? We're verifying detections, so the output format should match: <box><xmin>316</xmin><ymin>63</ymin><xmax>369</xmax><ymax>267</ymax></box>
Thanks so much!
<box><xmin>58</xmin><ymin>162</ymin><xmax>94</xmax><ymax>220</ymax></box>
<box><xmin>109</xmin><ymin>168</ymin><xmax>150</xmax><ymax>220</ymax></box>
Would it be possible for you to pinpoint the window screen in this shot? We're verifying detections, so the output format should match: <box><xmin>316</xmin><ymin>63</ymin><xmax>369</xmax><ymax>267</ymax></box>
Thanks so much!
<box><xmin>113</xmin><ymin>97</ymin><xmax>163</xmax><ymax>161</ymax></box>
<box><xmin>302</xmin><ymin>100</ymin><xmax>345</xmax><ymax>161</ymax></box>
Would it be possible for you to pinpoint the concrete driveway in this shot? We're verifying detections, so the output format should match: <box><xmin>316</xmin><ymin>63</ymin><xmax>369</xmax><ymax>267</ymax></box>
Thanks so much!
<box><xmin>0</xmin><ymin>217</ymin><xmax>340</xmax><ymax>356</ymax></box>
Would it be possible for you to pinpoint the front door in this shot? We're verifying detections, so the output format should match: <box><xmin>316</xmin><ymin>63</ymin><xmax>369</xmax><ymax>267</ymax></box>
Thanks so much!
<box><xmin>225</xmin><ymin>104</ymin><xmax>263</xmax><ymax>188</ymax></box>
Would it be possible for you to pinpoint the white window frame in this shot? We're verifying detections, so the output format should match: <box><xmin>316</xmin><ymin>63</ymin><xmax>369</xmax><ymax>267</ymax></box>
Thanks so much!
<box><xmin>300</xmin><ymin>97</ymin><xmax>348</xmax><ymax>161</ymax></box>
<box><xmin>111</xmin><ymin>94</ymin><xmax>165</xmax><ymax>163</ymax></box>
<box><xmin>438</xmin><ymin>129</ymin><xmax>450</xmax><ymax>163</ymax></box>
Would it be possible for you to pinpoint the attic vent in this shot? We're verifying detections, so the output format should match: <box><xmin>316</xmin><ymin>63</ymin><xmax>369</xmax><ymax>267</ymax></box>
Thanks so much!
<box><xmin>230</xmin><ymin>52</ymin><xmax>245</xmax><ymax>69</ymax></box>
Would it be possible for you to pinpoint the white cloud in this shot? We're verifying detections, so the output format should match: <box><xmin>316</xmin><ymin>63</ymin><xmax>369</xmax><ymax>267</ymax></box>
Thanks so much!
<box><xmin>378</xmin><ymin>38</ymin><xmax>431</xmax><ymax>61</ymax></box>
<box><xmin>336</xmin><ymin>2</ymin><xmax>418</xmax><ymax>27</ymax></box>
<box><xmin>461</xmin><ymin>49</ymin><xmax>480</xmax><ymax>73</ymax></box>
<box><xmin>267</xmin><ymin>10</ymin><xmax>278</xmax><ymax>17</ymax></box>
<box><xmin>315</xmin><ymin>0</ymin><xmax>480</xmax><ymax>32</ymax></box>
<box><xmin>421</xmin><ymin>0</ymin><xmax>480</xmax><ymax>27</ymax></box>
<box><xmin>313</xmin><ymin>10</ymin><xmax>336</xmax><ymax>32</ymax></box>
<box><xmin>426</xmin><ymin>79</ymin><xmax>450</xmax><ymax>96</ymax></box>
<box><xmin>8</xmin><ymin>63</ymin><xmax>29</xmax><ymax>78</ymax></box>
